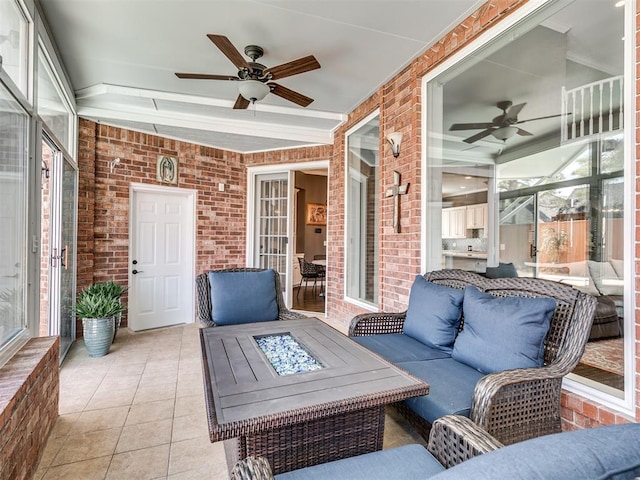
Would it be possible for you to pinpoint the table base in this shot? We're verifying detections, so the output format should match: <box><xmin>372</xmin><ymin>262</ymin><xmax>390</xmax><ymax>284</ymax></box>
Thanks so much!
<box><xmin>228</xmin><ymin>405</ymin><xmax>385</xmax><ymax>475</ymax></box>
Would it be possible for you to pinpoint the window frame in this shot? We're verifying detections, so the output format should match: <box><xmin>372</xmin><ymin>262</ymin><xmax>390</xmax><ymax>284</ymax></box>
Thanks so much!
<box><xmin>420</xmin><ymin>0</ymin><xmax>636</xmax><ymax>415</ymax></box>
<box><xmin>344</xmin><ymin>109</ymin><xmax>380</xmax><ymax>310</ymax></box>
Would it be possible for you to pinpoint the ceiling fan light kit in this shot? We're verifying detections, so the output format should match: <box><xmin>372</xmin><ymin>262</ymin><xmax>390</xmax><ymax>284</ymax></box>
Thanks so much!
<box><xmin>238</xmin><ymin>80</ymin><xmax>270</xmax><ymax>103</ymax></box>
<box><xmin>175</xmin><ymin>34</ymin><xmax>320</xmax><ymax>110</ymax></box>
<box><xmin>491</xmin><ymin>126</ymin><xmax>518</xmax><ymax>141</ymax></box>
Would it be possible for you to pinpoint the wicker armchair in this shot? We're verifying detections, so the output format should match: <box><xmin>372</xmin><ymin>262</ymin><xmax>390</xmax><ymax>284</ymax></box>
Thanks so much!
<box><xmin>230</xmin><ymin>414</ymin><xmax>503</xmax><ymax>479</ymax></box>
<box><xmin>195</xmin><ymin>268</ymin><xmax>307</xmax><ymax>327</ymax></box>
<box><xmin>349</xmin><ymin>269</ymin><xmax>597</xmax><ymax>445</ymax></box>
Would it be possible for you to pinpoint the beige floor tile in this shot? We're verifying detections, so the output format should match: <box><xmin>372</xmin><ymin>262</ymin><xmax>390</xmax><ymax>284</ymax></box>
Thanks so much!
<box><xmin>106</xmin><ymin>361</ymin><xmax>146</xmax><ymax>376</ymax></box>
<box><xmin>134</xmin><ymin>382</ymin><xmax>177</xmax><ymax>404</ymax></box>
<box><xmin>49</xmin><ymin>413</ymin><xmax>81</xmax><ymax>438</ymax></box>
<box><xmin>42</xmin><ymin>456</ymin><xmax>111</xmax><ymax>480</ymax></box>
<box><xmin>115</xmin><ymin>418</ymin><xmax>173</xmax><ymax>453</ymax></box>
<box><xmin>51</xmin><ymin>428</ymin><xmax>121</xmax><ymax>466</ymax></box>
<box><xmin>126</xmin><ymin>398</ymin><xmax>175</xmax><ymax>426</ymax></box>
<box><xmin>71</xmin><ymin>406</ymin><xmax>129</xmax><ymax>434</ymax></box>
<box><xmin>106</xmin><ymin>443</ymin><xmax>170</xmax><ymax>480</ymax></box>
<box><xmin>173</xmin><ymin>394</ymin><xmax>205</xmax><ymax>418</ymax></box>
<box><xmin>139</xmin><ymin>371</ymin><xmax>178</xmax><ymax>387</ymax></box>
<box><xmin>168</xmin><ymin>436</ymin><xmax>227</xmax><ymax>476</ymax></box>
<box><xmin>167</xmin><ymin>464</ymin><xmax>229</xmax><ymax>480</ymax></box>
<box><xmin>99</xmin><ymin>373</ymin><xmax>142</xmax><ymax>390</ymax></box>
<box><xmin>171</xmin><ymin>413</ymin><xmax>209</xmax><ymax>443</ymax></box>
<box><xmin>36</xmin><ymin>435</ymin><xmax>66</xmax><ymax>469</ymax></box>
<box><xmin>85</xmin><ymin>386</ymin><xmax>137</xmax><ymax>410</ymax></box>
<box><xmin>58</xmin><ymin>394</ymin><xmax>92</xmax><ymax>415</ymax></box>
<box><xmin>176</xmin><ymin>373</ymin><xmax>204</xmax><ymax>398</ymax></box>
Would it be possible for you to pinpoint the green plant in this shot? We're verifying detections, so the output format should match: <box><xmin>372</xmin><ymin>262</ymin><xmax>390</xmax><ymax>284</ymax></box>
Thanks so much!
<box><xmin>74</xmin><ymin>281</ymin><xmax>126</xmax><ymax>319</ymax></box>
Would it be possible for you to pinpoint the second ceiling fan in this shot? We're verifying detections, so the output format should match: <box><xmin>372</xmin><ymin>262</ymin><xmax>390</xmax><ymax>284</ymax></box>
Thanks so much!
<box><xmin>449</xmin><ymin>101</ymin><xmax>564</xmax><ymax>144</ymax></box>
<box><xmin>175</xmin><ymin>34</ymin><xmax>320</xmax><ymax>109</ymax></box>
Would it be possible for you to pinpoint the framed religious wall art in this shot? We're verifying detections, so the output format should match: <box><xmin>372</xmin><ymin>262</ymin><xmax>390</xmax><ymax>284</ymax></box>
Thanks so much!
<box><xmin>157</xmin><ymin>155</ymin><xmax>178</xmax><ymax>184</ymax></box>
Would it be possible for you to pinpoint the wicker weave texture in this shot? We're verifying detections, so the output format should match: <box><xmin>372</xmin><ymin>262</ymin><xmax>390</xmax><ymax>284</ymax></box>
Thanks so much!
<box><xmin>195</xmin><ymin>268</ymin><xmax>306</xmax><ymax>327</ymax></box>
<box><xmin>235</xmin><ymin>405</ymin><xmax>385</xmax><ymax>475</ymax></box>
<box><xmin>349</xmin><ymin>269</ymin><xmax>597</xmax><ymax>446</ymax></box>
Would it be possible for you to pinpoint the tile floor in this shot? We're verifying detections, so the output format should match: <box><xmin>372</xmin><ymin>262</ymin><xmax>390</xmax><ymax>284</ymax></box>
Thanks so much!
<box><xmin>35</xmin><ymin>321</ymin><xmax>423</xmax><ymax>480</ymax></box>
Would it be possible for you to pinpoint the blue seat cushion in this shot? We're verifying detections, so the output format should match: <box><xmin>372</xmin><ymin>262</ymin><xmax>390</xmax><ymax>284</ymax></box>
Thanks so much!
<box><xmin>397</xmin><ymin>358</ymin><xmax>484</xmax><ymax>423</ymax></box>
<box><xmin>207</xmin><ymin>270</ymin><xmax>279</xmax><ymax>325</ymax></box>
<box><xmin>275</xmin><ymin>444</ymin><xmax>444</xmax><ymax>480</ymax></box>
<box><xmin>452</xmin><ymin>286</ymin><xmax>555</xmax><ymax>374</ymax></box>
<box><xmin>354</xmin><ymin>334</ymin><xmax>452</xmax><ymax>363</ymax></box>
<box><xmin>431</xmin><ymin>423</ymin><xmax>640</xmax><ymax>480</ymax></box>
<box><xmin>403</xmin><ymin>276</ymin><xmax>464</xmax><ymax>353</ymax></box>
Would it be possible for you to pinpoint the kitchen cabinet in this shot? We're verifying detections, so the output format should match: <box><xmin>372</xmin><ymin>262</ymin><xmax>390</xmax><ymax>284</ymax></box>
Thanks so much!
<box><xmin>466</xmin><ymin>203</ymin><xmax>487</xmax><ymax>230</ymax></box>
<box><xmin>442</xmin><ymin>206</ymin><xmax>467</xmax><ymax>238</ymax></box>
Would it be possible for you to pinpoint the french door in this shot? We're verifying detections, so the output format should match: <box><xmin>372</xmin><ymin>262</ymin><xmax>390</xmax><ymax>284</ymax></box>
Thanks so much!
<box><xmin>252</xmin><ymin>173</ymin><xmax>292</xmax><ymax>304</ymax></box>
<box><xmin>42</xmin><ymin>135</ymin><xmax>77</xmax><ymax>361</ymax></box>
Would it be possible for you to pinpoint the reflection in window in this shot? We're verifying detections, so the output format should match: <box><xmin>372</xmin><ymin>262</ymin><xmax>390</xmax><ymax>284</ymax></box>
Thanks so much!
<box><xmin>345</xmin><ymin>114</ymin><xmax>379</xmax><ymax>305</ymax></box>
<box><xmin>0</xmin><ymin>83</ymin><xmax>29</xmax><ymax>362</ymax></box>
<box><xmin>0</xmin><ymin>0</ymin><xmax>29</xmax><ymax>95</ymax></box>
<box><xmin>425</xmin><ymin>0</ymin><xmax>627</xmax><ymax>396</ymax></box>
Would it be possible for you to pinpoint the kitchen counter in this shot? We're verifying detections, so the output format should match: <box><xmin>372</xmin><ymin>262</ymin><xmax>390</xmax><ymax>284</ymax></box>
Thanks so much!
<box><xmin>442</xmin><ymin>250</ymin><xmax>488</xmax><ymax>259</ymax></box>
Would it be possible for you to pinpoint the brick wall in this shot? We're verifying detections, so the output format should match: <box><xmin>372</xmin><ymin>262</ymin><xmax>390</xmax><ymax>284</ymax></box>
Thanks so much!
<box><xmin>77</xmin><ymin>119</ymin><xmax>245</xmax><ymax>332</ymax></box>
<box><xmin>0</xmin><ymin>337</ymin><xmax>59</xmax><ymax>480</ymax></box>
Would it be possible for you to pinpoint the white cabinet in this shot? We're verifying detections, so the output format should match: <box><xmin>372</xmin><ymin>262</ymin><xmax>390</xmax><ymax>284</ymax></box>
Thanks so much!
<box><xmin>466</xmin><ymin>203</ymin><xmax>487</xmax><ymax>230</ymax></box>
<box><xmin>442</xmin><ymin>207</ymin><xmax>467</xmax><ymax>238</ymax></box>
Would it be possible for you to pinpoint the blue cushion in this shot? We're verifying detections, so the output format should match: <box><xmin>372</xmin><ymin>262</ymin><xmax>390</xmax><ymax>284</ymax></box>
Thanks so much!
<box><xmin>431</xmin><ymin>423</ymin><xmax>640</xmax><ymax>480</ymax></box>
<box><xmin>397</xmin><ymin>358</ymin><xmax>484</xmax><ymax>423</ymax></box>
<box><xmin>452</xmin><ymin>286</ymin><xmax>555</xmax><ymax>374</ymax></box>
<box><xmin>354</xmin><ymin>334</ymin><xmax>452</xmax><ymax>363</ymax></box>
<box><xmin>275</xmin><ymin>444</ymin><xmax>444</xmax><ymax>480</ymax></box>
<box><xmin>207</xmin><ymin>270</ymin><xmax>279</xmax><ymax>325</ymax></box>
<box><xmin>403</xmin><ymin>276</ymin><xmax>464</xmax><ymax>353</ymax></box>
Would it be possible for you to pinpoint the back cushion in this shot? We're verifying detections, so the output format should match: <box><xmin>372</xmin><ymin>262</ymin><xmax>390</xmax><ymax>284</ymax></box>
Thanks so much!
<box><xmin>452</xmin><ymin>286</ymin><xmax>555</xmax><ymax>374</ymax></box>
<box><xmin>403</xmin><ymin>276</ymin><xmax>464</xmax><ymax>353</ymax></box>
<box><xmin>208</xmin><ymin>270</ymin><xmax>279</xmax><ymax>325</ymax></box>
<box><xmin>588</xmin><ymin>260</ymin><xmax>623</xmax><ymax>296</ymax></box>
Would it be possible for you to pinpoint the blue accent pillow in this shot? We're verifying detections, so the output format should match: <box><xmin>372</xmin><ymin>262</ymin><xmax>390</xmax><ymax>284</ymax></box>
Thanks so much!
<box><xmin>452</xmin><ymin>286</ymin><xmax>556</xmax><ymax>374</ymax></box>
<box><xmin>403</xmin><ymin>276</ymin><xmax>464</xmax><ymax>353</ymax></box>
<box><xmin>208</xmin><ymin>270</ymin><xmax>279</xmax><ymax>325</ymax></box>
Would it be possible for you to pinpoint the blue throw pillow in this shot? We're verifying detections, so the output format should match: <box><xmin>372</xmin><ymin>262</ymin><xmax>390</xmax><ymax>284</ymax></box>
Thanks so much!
<box><xmin>208</xmin><ymin>270</ymin><xmax>279</xmax><ymax>325</ymax></box>
<box><xmin>403</xmin><ymin>276</ymin><xmax>464</xmax><ymax>353</ymax></box>
<box><xmin>452</xmin><ymin>286</ymin><xmax>556</xmax><ymax>374</ymax></box>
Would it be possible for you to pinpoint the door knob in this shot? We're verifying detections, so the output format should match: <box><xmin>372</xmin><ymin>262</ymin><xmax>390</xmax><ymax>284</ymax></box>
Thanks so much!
<box><xmin>132</xmin><ymin>269</ymin><xmax>144</xmax><ymax>274</ymax></box>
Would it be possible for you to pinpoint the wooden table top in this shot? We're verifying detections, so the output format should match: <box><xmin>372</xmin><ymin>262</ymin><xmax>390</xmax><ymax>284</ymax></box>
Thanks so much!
<box><xmin>199</xmin><ymin>317</ymin><xmax>429</xmax><ymax>441</ymax></box>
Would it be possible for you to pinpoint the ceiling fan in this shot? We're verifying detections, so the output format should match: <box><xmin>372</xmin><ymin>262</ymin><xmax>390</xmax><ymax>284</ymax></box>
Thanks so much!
<box><xmin>449</xmin><ymin>101</ymin><xmax>564</xmax><ymax>144</ymax></box>
<box><xmin>175</xmin><ymin>34</ymin><xmax>320</xmax><ymax>109</ymax></box>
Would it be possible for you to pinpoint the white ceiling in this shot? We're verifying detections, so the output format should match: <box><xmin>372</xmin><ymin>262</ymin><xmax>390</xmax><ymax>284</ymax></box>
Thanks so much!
<box><xmin>38</xmin><ymin>0</ymin><xmax>483</xmax><ymax>153</ymax></box>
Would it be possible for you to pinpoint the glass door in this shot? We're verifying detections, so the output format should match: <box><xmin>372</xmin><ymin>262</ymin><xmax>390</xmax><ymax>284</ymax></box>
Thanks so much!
<box><xmin>42</xmin><ymin>136</ymin><xmax>77</xmax><ymax>361</ymax></box>
<box><xmin>254</xmin><ymin>173</ymin><xmax>290</xmax><ymax>302</ymax></box>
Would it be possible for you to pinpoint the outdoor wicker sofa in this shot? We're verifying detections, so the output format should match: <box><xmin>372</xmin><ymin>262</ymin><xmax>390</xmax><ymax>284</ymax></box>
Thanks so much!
<box><xmin>349</xmin><ymin>269</ymin><xmax>597</xmax><ymax>446</ymax></box>
<box><xmin>196</xmin><ymin>267</ymin><xmax>307</xmax><ymax>327</ymax></box>
<box><xmin>230</xmin><ymin>415</ymin><xmax>640</xmax><ymax>479</ymax></box>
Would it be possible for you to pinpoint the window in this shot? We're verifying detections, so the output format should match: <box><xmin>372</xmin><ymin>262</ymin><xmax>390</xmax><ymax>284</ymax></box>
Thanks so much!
<box><xmin>38</xmin><ymin>46</ymin><xmax>73</xmax><ymax>153</ymax></box>
<box><xmin>424</xmin><ymin>1</ymin><xmax>629</xmax><ymax>400</ymax></box>
<box><xmin>0</xmin><ymin>82</ymin><xmax>30</xmax><ymax>367</ymax></box>
<box><xmin>345</xmin><ymin>113</ymin><xmax>379</xmax><ymax>306</ymax></box>
<box><xmin>0</xmin><ymin>0</ymin><xmax>30</xmax><ymax>95</ymax></box>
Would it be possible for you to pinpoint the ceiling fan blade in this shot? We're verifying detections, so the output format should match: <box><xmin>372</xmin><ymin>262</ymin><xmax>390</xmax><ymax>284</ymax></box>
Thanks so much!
<box><xmin>207</xmin><ymin>34</ymin><xmax>252</xmax><ymax>71</ymax></box>
<box><xmin>514</xmin><ymin>113</ymin><xmax>566</xmax><ymax>124</ymax></box>
<box><xmin>516</xmin><ymin>128</ymin><xmax>533</xmax><ymax>136</ymax></box>
<box><xmin>175</xmin><ymin>73</ymin><xmax>238</xmax><ymax>81</ymax></box>
<box><xmin>265</xmin><ymin>55</ymin><xmax>321</xmax><ymax>80</ymax></box>
<box><xmin>269</xmin><ymin>83</ymin><xmax>314</xmax><ymax>107</ymax></box>
<box><xmin>463</xmin><ymin>128</ymin><xmax>495</xmax><ymax>144</ymax></box>
<box><xmin>233</xmin><ymin>94</ymin><xmax>250</xmax><ymax>110</ymax></box>
<box><xmin>506</xmin><ymin>102</ymin><xmax>526</xmax><ymax>120</ymax></box>
<box><xmin>449</xmin><ymin>122</ymin><xmax>495</xmax><ymax>131</ymax></box>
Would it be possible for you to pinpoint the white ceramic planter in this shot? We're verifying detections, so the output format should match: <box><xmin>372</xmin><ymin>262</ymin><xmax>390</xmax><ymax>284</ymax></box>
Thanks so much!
<box><xmin>82</xmin><ymin>317</ymin><xmax>115</xmax><ymax>357</ymax></box>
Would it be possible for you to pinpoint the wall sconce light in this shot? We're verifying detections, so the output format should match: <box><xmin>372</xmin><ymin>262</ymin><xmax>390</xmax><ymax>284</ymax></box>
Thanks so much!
<box><xmin>110</xmin><ymin>157</ymin><xmax>121</xmax><ymax>173</ymax></box>
<box><xmin>41</xmin><ymin>160</ymin><xmax>50</xmax><ymax>179</ymax></box>
<box><xmin>386</xmin><ymin>132</ymin><xmax>403</xmax><ymax>158</ymax></box>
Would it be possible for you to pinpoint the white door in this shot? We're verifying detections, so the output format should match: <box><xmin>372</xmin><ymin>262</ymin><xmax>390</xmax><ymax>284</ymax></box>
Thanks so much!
<box><xmin>129</xmin><ymin>186</ymin><xmax>195</xmax><ymax>331</ymax></box>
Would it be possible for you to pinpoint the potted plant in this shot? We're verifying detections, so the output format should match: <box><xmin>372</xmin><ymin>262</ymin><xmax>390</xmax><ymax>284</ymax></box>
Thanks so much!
<box><xmin>74</xmin><ymin>282</ymin><xmax>126</xmax><ymax>357</ymax></box>
<box><xmin>80</xmin><ymin>280</ymin><xmax>127</xmax><ymax>341</ymax></box>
